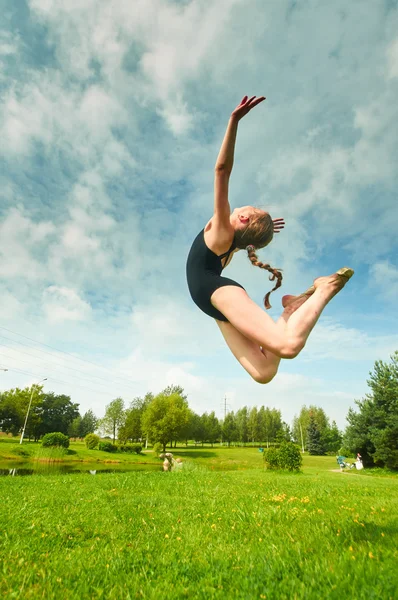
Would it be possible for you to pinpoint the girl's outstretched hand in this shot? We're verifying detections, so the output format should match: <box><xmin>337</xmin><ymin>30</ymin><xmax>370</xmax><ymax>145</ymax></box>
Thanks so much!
<box><xmin>231</xmin><ymin>95</ymin><xmax>266</xmax><ymax>120</ymax></box>
<box><xmin>273</xmin><ymin>218</ymin><xmax>285</xmax><ymax>233</ymax></box>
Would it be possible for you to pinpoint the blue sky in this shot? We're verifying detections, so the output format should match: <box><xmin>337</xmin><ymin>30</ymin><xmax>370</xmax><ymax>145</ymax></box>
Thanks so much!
<box><xmin>0</xmin><ymin>0</ymin><xmax>397</xmax><ymax>429</ymax></box>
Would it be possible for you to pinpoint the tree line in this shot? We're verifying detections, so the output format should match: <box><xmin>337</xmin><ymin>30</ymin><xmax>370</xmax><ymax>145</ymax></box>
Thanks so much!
<box><xmin>98</xmin><ymin>385</ymin><xmax>292</xmax><ymax>450</ymax></box>
<box><xmin>0</xmin><ymin>387</ymin><xmax>97</xmax><ymax>441</ymax></box>
<box><xmin>1</xmin><ymin>352</ymin><xmax>396</xmax><ymax>468</ymax></box>
<box><xmin>98</xmin><ymin>386</ymin><xmax>344</xmax><ymax>453</ymax></box>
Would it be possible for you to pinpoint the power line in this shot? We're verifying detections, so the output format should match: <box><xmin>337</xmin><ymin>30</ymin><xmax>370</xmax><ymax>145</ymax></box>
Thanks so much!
<box><xmin>0</xmin><ymin>351</ymin><xmax>136</xmax><ymax>398</ymax></box>
<box><xmin>0</xmin><ymin>324</ymin><xmax>140</xmax><ymax>389</ymax></box>
<box><xmin>0</xmin><ymin>340</ymin><xmax>138</xmax><ymax>394</ymax></box>
<box><xmin>0</xmin><ymin>364</ymin><xmax>123</xmax><ymax>398</ymax></box>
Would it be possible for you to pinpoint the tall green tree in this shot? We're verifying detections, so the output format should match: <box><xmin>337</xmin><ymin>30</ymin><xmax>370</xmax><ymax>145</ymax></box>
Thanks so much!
<box><xmin>322</xmin><ymin>420</ymin><xmax>342</xmax><ymax>453</ymax></box>
<box><xmin>0</xmin><ymin>386</ymin><xmax>45</xmax><ymax>437</ymax></box>
<box><xmin>191</xmin><ymin>412</ymin><xmax>206</xmax><ymax>445</ymax></box>
<box><xmin>344</xmin><ymin>352</ymin><xmax>398</xmax><ymax>468</ymax></box>
<box><xmin>79</xmin><ymin>410</ymin><xmax>98</xmax><ymax>437</ymax></box>
<box><xmin>162</xmin><ymin>384</ymin><xmax>187</xmax><ymax>400</ymax></box>
<box><xmin>68</xmin><ymin>416</ymin><xmax>82</xmax><ymax>438</ymax></box>
<box><xmin>258</xmin><ymin>407</ymin><xmax>282</xmax><ymax>446</ymax></box>
<box><xmin>276</xmin><ymin>421</ymin><xmax>292</xmax><ymax>443</ymax></box>
<box><xmin>178</xmin><ymin>409</ymin><xmax>195</xmax><ymax>446</ymax></box>
<box><xmin>222</xmin><ymin>412</ymin><xmax>238</xmax><ymax>446</ymax></box>
<box><xmin>99</xmin><ymin>398</ymin><xmax>125</xmax><ymax>443</ymax></box>
<box><xmin>292</xmin><ymin>405</ymin><xmax>329</xmax><ymax>449</ymax></box>
<box><xmin>248</xmin><ymin>407</ymin><xmax>260</xmax><ymax>443</ymax></box>
<box><xmin>205</xmin><ymin>411</ymin><xmax>221</xmax><ymax>446</ymax></box>
<box><xmin>142</xmin><ymin>392</ymin><xmax>190</xmax><ymax>452</ymax></box>
<box><xmin>118</xmin><ymin>395</ymin><xmax>152</xmax><ymax>444</ymax></box>
<box><xmin>235</xmin><ymin>407</ymin><xmax>249</xmax><ymax>444</ymax></box>
<box><xmin>307</xmin><ymin>414</ymin><xmax>326</xmax><ymax>455</ymax></box>
<box><xmin>36</xmin><ymin>393</ymin><xmax>79</xmax><ymax>438</ymax></box>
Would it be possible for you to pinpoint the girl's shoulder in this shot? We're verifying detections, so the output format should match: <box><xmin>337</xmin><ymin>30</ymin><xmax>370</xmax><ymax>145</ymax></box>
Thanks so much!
<box><xmin>204</xmin><ymin>217</ymin><xmax>235</xmax><ymax>256</ymax></box>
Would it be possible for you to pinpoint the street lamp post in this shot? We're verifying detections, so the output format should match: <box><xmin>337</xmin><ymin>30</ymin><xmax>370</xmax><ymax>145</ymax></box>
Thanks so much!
<box><xmin>299</xmin><ymin>422</ymin><xmax>305</xmax><ymax>453</ymax></box>
<box><xmin>20</xmin><ymin>378</ymin><xmax>47</xmax><ymax>444</ymax></box>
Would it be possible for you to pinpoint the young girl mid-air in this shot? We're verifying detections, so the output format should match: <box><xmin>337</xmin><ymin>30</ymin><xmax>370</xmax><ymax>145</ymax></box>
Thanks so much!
<box><xmin>186</xmin><ymin>95</ymin><xmax>354</xmax><ymax>383</ymax></box>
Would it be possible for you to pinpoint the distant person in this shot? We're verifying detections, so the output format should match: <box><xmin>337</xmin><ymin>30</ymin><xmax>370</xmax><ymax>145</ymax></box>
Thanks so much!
<box><xmin>186</xmin><ymin>95</ymin><xmax>354</xmax><ymax>383</ymax></box>
<box><xmin>355</xmin><ymin>453</ymin><xmax>363</xmax><ymax>470</ymax></box>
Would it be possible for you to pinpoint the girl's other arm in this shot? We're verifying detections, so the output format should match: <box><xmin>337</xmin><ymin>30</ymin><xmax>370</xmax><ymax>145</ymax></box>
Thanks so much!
<box><xmin>213</xmin><ymin>96</ymin><xmax>265</xmax><ymax>228</ymax></box>
<box><xmin>213</xmin><ymin>116</ymin><xmax>238</xmax><ymax>226</ymax></box>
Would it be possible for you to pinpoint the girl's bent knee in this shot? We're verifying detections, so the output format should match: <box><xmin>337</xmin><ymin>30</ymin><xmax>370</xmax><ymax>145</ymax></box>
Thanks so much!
<box><xmin>279</xmin><ymin>340</ymin><xmax>305</xmax><ymax>360</ymax></box>
<box><xmin>253</xmin><ymin>370</ymin><xmax>277</xmax><ymax>385</ymax></box>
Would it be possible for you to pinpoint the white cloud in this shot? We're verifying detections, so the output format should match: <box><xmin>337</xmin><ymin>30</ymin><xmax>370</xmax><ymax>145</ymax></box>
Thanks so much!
<box><xmin>0</xmin><ymin>31</ymin><xmax>18</xmax><ymax>57</ymax></box>
<box><xmin>303</xmin><ymin>317</ymin><xmax>397</xmax><ymax>362</ymax></box>
<box><xmin>369</xmin><ymin>261</ymin><xmax>398</xmax><ymax>303</ymax></box>
<box><xmin>0</xmin><ymin>207</ymin><xmax>55</xmax><ymax>280</ymax></box>
<box><xmin>130</xmin><ymin>296</ymin><xmax>223</xmax><ymax>358</ymax></box>
<box><xmin>42</xmin><ymin>286</ymin><xmax>92</xmax><ymax>323</ymax></box>
<box><xmin>387</xmin><ymin>38</ymin><xmax>398</xmax><ymax>79</ymax></box>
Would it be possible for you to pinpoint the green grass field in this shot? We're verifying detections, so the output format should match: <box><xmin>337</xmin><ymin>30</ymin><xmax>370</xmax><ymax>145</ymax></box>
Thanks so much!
<box><xmin>0</xmin><ymin>443</ymin><xmax>397</xmax><ymax>599</ymax></box>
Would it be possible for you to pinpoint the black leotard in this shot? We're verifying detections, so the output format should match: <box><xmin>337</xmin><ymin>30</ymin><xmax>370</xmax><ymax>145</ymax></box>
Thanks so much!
<box><xmin>186</xmin><ymin>229</ymin><xmax>245</xmax><ymax>322</ymax></box>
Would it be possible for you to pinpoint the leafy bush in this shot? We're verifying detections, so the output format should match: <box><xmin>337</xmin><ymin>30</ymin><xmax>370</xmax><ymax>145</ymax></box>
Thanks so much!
<box><xmin>263</xmin><ymin>446</ymin><xmax>280</xmax><ymax>469</ymax></box>
<box><xmin>85</xmin><ymin>433</ymin><xmax>100</xmax><ymax>449</ymax></box>
<box><xmin>278</xmin><ymin>442</ymin><xmax>302</xmax><ymax>471</ymax></box>
<box><xmin>41</xmin><ymin>432</ymin><xmax>70</xmax><ymax>448</ymax></box>
<box><xmin>264</xmin><ymin>442</ymin><xmax>302</xmax><ymax>472</ymax></box>
<box><xmin>152</xmin><ymin>442</ymin><xmax>163</xmax><ymax>456</ymax></box>
<box><xmin>98</xmin><ymin>441</ymin><xmax>117</xmax><ymax>453</ymax></box>
<box><xmin>118</xmin><ymin>444</ymin><xmax>142</xmax><ymax>454</ymax></box>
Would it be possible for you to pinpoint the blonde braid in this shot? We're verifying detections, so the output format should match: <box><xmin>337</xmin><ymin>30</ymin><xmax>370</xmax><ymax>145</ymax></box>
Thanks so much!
<box><xmin>246</xmin><ymin>245</ymin><xmax>283</xmax><ymax>309</ymax></box>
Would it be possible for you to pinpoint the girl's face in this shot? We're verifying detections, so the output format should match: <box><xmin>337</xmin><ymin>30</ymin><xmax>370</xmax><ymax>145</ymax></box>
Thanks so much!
<box><xmin>231</xmin><ymin>206</ymin><xmax>267</xmax><ymax>229</ymax></box>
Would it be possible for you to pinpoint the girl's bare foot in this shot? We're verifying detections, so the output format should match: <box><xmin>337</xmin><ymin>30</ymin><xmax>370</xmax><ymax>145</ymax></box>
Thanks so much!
<box><xmin>281</xmin><ymin>290</ymin><xmax>314</xmax><ymax>314</ymax></box>
<box><xmin>313</xmin><ymin>267</ymin><xmax>354</xmax><ymax>299</ymax></box>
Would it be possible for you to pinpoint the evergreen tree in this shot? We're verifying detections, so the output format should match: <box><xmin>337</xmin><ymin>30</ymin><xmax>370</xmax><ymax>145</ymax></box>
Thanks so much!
<box><xmin>80</xmin><ymin>410</ymin><xmax>98</xmax><ymax>437</ymax></box>
<box><xmin>344</xmin><ymin>352</ymin><xmax>398</xmax><ymax>468</ymax></box>
<box><xmin>307</xmin><ymin>414</ymin><xmax>326</xmax><ymax>455</ymax></box>
<box><xmin>322</xmin><ymin>420</ymin><xmax>342</xmax><ymax>453</ymax></box>
<box><xmin>292</xmin><ymin>405</ymin><xmax>330</xmax><ymax>450</ymax></box>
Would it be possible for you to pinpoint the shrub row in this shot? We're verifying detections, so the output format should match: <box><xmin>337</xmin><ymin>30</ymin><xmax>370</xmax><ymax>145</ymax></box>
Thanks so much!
<box><xmin>28</xmin><ymin>432</ymin><xmax>142</xmax><ymax>455</ymax></box>
<box><xmin>84</xmin><ymin>435</ymin><xmax>142</xmax><ymax>454</ymax></box>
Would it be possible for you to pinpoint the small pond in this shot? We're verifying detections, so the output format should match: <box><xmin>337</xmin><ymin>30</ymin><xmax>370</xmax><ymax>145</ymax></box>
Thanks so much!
<box><xmin>0</xmin><ymin>463</ymin><xmax>162</xmax><ymax>476</ymax></box>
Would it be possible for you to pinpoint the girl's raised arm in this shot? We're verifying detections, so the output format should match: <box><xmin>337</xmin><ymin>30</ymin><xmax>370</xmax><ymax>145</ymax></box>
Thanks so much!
<box><xmin>213</xmin><ymin>96</ymin><xmax>266</xmax><ymax>228</ymax></box>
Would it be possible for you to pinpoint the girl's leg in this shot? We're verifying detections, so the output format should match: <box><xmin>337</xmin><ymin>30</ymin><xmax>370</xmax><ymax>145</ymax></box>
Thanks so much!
<box><xmin>216</xmin><ymin>293</ymin><xmax>311</xmax><ymax>383</ymax></box>
<box><xmin>211</xmin><ymin>271</ymin><xmax>352</xmax><ymax>359</ymax></box>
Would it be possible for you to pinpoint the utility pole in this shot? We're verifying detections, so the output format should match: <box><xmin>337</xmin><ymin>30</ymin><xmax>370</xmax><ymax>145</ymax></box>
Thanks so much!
<box><xmin>220</xmin><ymin>394</ymin><xmax>231</xmax><ymax>447</ymax></box>
<box><xmin>299</xmin><ymin>422</ymin><xmax>305</xmax><ymax>453</ymax></box>
<box><xmin>20</xmin><ymin>378</ymin><xmax>47</xmax><ymax>444</ymax></box>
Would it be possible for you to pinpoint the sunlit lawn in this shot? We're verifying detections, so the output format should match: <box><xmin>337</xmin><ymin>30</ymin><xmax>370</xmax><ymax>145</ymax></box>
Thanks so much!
<box><xmin>1</xmin><ymin>445</ymin><xmax>397</xmax><ymax>599</ymax></box>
